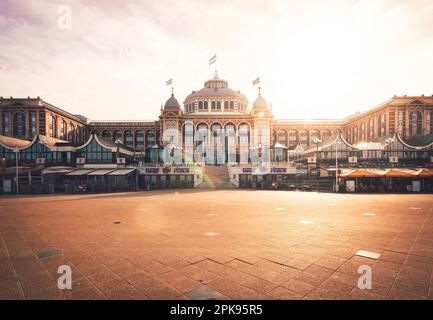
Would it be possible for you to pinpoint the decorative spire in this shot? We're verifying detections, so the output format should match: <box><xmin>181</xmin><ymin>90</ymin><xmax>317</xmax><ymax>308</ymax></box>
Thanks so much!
<box><xmin>213</xmin><ymin>70</ymin><xmax>219</xmax><ymax>79</ymax></box>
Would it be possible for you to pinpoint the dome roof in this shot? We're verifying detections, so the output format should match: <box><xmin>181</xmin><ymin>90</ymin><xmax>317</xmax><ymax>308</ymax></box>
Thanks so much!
<box><xmin>164</xmin><ymin>94</ymin><xmax>181</xmax><ymax>109</ymax></box>
<box><xmin>185</xmin><ymin>87</ymin><xmax>247</xmax><ymax>100</ymax></box>
<box><xmin>252</xmin><ymin>93</ymin><xmax>269</xmax><ymax>109</ymax></box>
<box><xmin>184</xmin><ymin>72</ymin><xmax>248</xmax><ymax>102</ymax></box>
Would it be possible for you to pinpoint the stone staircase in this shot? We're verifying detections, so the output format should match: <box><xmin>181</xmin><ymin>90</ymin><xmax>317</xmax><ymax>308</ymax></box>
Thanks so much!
<box><xmin>198</xmin><ymin>165</ymin><xmax>236</xmax><ymax>189</ymax></box>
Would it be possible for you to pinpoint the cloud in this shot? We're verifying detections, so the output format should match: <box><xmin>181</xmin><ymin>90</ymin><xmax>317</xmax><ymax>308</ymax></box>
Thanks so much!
<box><xmin>0</xmin><ymin>0</ymin><xmax>433</xmax><ymax>120</ymax></box>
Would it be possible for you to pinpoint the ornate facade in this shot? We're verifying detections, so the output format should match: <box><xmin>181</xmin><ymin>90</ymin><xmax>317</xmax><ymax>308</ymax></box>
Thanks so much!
<box><xmin>1</xmin><ymin>73</ymin><xmax>433</xmax><ymax>162</ymax></box>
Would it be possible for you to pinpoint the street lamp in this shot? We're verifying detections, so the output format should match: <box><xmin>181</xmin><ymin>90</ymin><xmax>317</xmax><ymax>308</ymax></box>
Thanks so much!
<box><xmin>312</xmin><ymin>138</ymin><xmax>322</xmax><ymax>169</ymax></box>
<box><xmin>12</xmin><ymin>147</ymin><xmax>19</xmax><ymax>194</ymax></box>
<box><xmin>312</xmin><ymin>138</ymin><xmax>322</xmax><ymax>190</ymax></box>
<box><xmin>335</xmin><ymin>140</ymin><xmax>342</xmax><ymax>193</ymax></box>
<box><xmin>386</xmin><ymin>137</ymin><xmax>395</xmax><ymax>165</ymax></box>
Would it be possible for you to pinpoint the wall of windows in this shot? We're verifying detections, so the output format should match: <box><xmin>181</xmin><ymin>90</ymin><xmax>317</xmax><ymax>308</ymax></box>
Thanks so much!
<box><xmin>76</xmin><ymin>138</ymin><xmax>113</xmax><ymax>164</ymax></box>
<box><xmin>13</xmin><ymin>112</ymin><xmax>26</xmax><ymax>138</ymax></box>
<box><xmin>2</xmin><ymin>112</ymin><xmax>9</xmax><ymax>135</ymax></box>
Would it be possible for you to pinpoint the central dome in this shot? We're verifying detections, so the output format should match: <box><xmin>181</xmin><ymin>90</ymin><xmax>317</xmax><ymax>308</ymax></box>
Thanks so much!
<box><xmin>183</xmin><ymin>72</ymin><xmax>249</xmax><ymax>114</ymax></box>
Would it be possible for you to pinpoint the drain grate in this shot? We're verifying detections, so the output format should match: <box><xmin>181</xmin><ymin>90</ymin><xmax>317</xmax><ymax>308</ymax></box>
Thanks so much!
<box><xmin>185</xmin><ymin>286</ymin><xmax>224</xmax><ymax>300</ymax></box>
<box><xmin>36</xmin><ymin>249</ymin><xmax>60</xmax><ymax>259</ymax></box>
<box><xmin>112</xmin><ymin>221</ymin><xmax>122</xmax><ymax>224</ymax></box>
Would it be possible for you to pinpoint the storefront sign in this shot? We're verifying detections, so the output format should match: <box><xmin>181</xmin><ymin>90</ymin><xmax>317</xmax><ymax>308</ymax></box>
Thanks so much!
<box><xmin>242</xmin><ymin>168</ymin><xmax>253</xmax><ymax>173</ymax></box>
<box><xmin>412</xmin><ymin>180</ymin><xmax>421</xmax><ymax>192</ymax></box>
<box><xmin>174</xmin><ymin>168</ymin><xmax>190</xmax><ymax>173</ymax></box>
<box><xmin>145</xmin><ymin>168</ymin><xmax>160</xmax><ymax>174</ymax></box>
<box><xmin>346</xmin><ymin>180</ymin><xmax>355</xmax><ymax>192</ymax></box>
<box><xmin>271</xmin><ymin>167</ymin><xmax>287</xmax><ymax>173</ymax></box>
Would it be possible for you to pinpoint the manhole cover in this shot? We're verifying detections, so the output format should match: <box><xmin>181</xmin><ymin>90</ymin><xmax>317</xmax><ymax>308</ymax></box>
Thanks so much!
<box><xmin>185</xmin><ymin>286</ymin><xmax>224</xmax><ymax>300</ymax></box>
<box><xmin>36</xmin><ymin>249</ymin><xmax>60</xmax><ymax>259</ymax></box>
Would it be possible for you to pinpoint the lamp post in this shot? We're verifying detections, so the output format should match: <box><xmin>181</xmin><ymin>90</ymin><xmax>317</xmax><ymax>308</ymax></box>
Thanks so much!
<box><xmin>12</xmin><ymin>147</ymin><xmax>19</xmax><ymax>194</ymax></box>
<box><xmin>312</xmin><ymin>138</ymin><xmax>322</xmax><ymax>190</ymax></box>
<box><xmin>386</xmin><ymin>137</ymin><xmax>395</xmax><ymax>166</ymax></box>
<box><xmin>335</xmin><ymin>140</ymin><xmax>342</xmax><ymax>193</ymax></box>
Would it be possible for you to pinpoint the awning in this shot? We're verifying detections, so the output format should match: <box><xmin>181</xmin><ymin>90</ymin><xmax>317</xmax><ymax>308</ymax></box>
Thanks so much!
<box><xmin>412</xmin><ymin>168</ymin><xmax>433</xmax><ymax>177</ymax></box>
<box><xmin>86</xmin><ymin>169</ymin><xmax>116</xmax><ymax>176</ymax></box>
<box><xmin>66</xmin><ymin>169</ymin><xmax>96</xmax><ymax>176</ymax></box>
<box><xmin>383</xmin><ymin>169</ymin><xmax>417</xmax><ymax>178</ymax></box>
<box><xmin>340</xmin><ymin>169</ymin><xmax>383</xmax><ymax>178</ymax></box>
<box><xmin>107</xmin><ymin>168</ymin><xmax>136</xmax><ymax>176</ymax></box>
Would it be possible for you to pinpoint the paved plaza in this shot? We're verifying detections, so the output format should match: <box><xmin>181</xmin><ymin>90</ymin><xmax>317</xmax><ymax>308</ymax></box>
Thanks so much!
<box><xmin>0</xmin><ymin>190</ymin><xmax>433</xmax><ymax>300</ymax></box>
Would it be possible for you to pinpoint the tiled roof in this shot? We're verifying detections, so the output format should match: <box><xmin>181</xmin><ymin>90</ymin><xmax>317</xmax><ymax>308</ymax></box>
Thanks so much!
<box><xmin>39</xmin><ymin>135</ymin><xmax>70</xmax><ymax>147</ymax></box>
<box><xmin>0</xmin><ymin>135</ymin><xmax>31</xmax><ymax>148</ymax></box>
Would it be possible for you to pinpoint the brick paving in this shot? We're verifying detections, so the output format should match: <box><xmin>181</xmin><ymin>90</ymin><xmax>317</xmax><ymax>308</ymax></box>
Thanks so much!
<box><xmin>0</xmin><ymin>190</ymin><xmax>433</xmax><ymax>300</ymax></box>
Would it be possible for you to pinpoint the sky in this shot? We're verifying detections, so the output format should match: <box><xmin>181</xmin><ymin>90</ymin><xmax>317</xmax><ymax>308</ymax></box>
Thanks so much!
<box><xmin>1</xmin><ymin>0</ymin><xmax>433</xmax><ymax>121</ymax></box>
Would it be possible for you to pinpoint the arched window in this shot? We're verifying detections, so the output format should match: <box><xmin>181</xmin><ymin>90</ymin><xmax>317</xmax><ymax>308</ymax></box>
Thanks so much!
<box><xmin>76</xmin><ymin>126</ymin><xmax>81</xmax><ymax>143</ymax></box>
<box><xmin>277</xmin><ymin>130</ymin><xmax>287</xmax><ymax>146</ymax></box>
<box><xmin>13</xmin><ymin>112</ymin><xmax>26</xmax><ymax>138</ymax></box>
<box><xmin>68</xmin><ymin>123</ymin><xmax>75</xmax><ymax>143</ymax></box>
<box><xmin>60</xmin><ymin>119</ymin><xmax>67</xmax><ymax>140</ymax></box>
<box><xmin>409</xmin><ymin>111</ymin><xmax>422</xmax><ymax>135</ymax></box>
<box><xmin>203</xmin><ymin>101</ymin><xmax>208</xmax><ymax>109</ymax></box>
<box><xmin>82</xmin><ymin>127</ymin><xmax>88</xmax><ymax>142</ymax></box>
<box><xmin>135</xmin><ymin>130</ymin><xmax>145</xmax><ymax>150</ymax></box>
<box><xmin>216</xmin><ymin>101</ymin><xmax>221</xmax><ymax>109</ymax></box>
<box><xmin>124</xmin><ymin>130</ymin><xmax>133</xmax><ymax>147</ymax></box>
<box><xmin>49</xmin><ymin>114</ymin><xmax>57</xmax><ymax>138</ymax></box>
<box><xmin>238</xmin><ymin>123</ymin><xmax>249</xmax><ymax>146</ymax></box>
<box><xmin>378</xmin><ymin>113</ymin><xmax>386</xmax><ymax>137</ymax></box>
<box><xmin>299</xmin><ymin>129</ymin><xmax>309</xmax><ymax>145</ymax></box>
<box><xmin>289</xmin><ymin>129</ymin><xmax>298</xmax><ymax>146</ymax></box>
<box><xmin>113</xmin><ymin>130</ymin><xmax>123</xmax><ymax>143</ymax></box>
<box><xmin>211</xmin><ymin>101</ymin><xmax>216</xmax><ymax>110</ymax></box>
<box><xmin>310</xmin><ymin>129</ymin><xmax>321</xmax><ymax>143</ymax></box>
<box><xmin>30</xmin><ymin>112</ymin><xmax>37</xmax><ymax>136</ymax></box>
<box><xmin>101</xmin><ymin>130</ymin><xmax>111</xmax><ymax>140</ymax></box>
<box><xmin>224</xmin><ymin>101</ymin><xmax>228</xmax><ymax>109</ymax></box>
<box><xmin>368</xmin><ymin>118</ymin><xmax>374</xmax><ymax>141</ymax></box>
<box><xmin>2</xmin><ymin>112</ymin><xmax>9</xmax><ymax>135</ymax></box>
<box><xmin>146</xmin><ymin>130</ymin><xmax>155</xmax><ymax>146</ymax></box>
<box><xmin>322</xmin><ymin>129</ymin><xmax>332</xmax><ymax>142</ymax></box>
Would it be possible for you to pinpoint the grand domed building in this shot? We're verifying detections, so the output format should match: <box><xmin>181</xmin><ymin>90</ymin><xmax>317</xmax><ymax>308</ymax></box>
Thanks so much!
<box><xmin>1</xmin><ymin>70</ymin><xmax>433</xmax><ymax>193</ymax></box>
<box><xmin>1</xmin><ymin>70</ymin><xmax>433</xmax><ymax>165</ymax></box>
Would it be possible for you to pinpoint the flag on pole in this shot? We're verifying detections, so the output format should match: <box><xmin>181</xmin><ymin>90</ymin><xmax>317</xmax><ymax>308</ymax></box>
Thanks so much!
<box><xmin>252</xmin><ymin>77</ymin><xmax>260</xmax><ymax>86</ymax></box>
<box><xmin>209</xmin><ymin>54</ymin><xmax>216</xmax><ymax>65</ymax></box>
<box><xmin>166</xmin><ymin>78</ymin><xmax>172</xmax><ymax>86</ymax></box>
